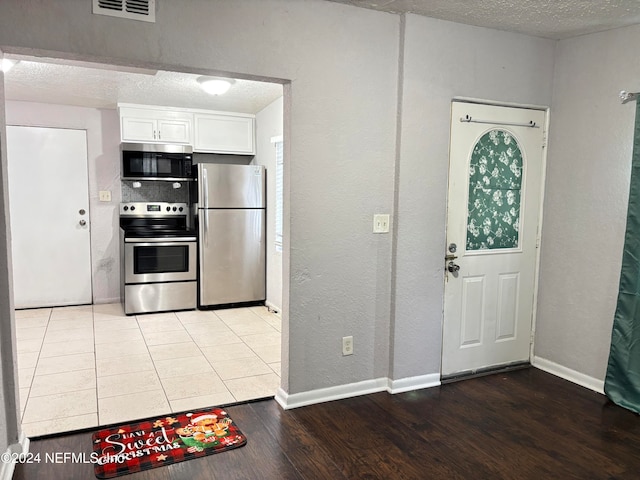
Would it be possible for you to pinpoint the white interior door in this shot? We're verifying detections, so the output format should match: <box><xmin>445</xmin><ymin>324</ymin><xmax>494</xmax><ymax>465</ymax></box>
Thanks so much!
<box><xmin>441</xmin><ymin>102</ymin><xmax>546</xmax><ymax>378</ymax></box>
<box><xmin>7</xmin><ymin>126</ymin><xmax>92</xmax><ymax>308</ymax></box>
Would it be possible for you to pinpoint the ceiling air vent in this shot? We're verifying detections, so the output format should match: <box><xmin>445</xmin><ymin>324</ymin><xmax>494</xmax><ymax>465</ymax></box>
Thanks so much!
<box><xmin>92</xmin><ymin>0</ymin><xmax>156</xmax><ymax>23</ymax></box>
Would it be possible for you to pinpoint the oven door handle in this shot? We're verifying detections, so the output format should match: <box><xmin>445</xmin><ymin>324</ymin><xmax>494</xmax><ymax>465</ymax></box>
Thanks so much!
<box><xmin>125</xmin><ymin>237</ymin><xmax>197</xmax><ymax>243</ymax></box>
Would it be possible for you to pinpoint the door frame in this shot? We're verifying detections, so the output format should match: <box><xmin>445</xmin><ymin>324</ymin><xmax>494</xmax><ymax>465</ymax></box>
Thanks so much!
<box><xmin>7</xmin><ymin>125</ymin><xmax>94</xmax><ymax>308</ymax></box>
<box><xmin>0</xmin><ymin>46</ymin><xmax>290</xmax><ymax>406</ymax></box>
<box><xmin>442</xmin><ymin>97</ymin><xmax>550</xmax><ymax>375</ymax></box>
<box><xmin>0</xmin><ymin>46</ymin><xmax>22</xmax><ymax>456</ymax></box>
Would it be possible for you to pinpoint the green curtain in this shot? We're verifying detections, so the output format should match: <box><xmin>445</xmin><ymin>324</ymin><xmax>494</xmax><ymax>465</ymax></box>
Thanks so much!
<box><xmin>605</xmin><ymin>98</ymin><xmax>640</xmax><ymax>413</ymax></box>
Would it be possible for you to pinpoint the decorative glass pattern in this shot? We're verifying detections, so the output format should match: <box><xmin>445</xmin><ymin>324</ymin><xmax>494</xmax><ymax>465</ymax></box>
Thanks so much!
<box><xmin>466</xmin><ymin>129</ymin><xmax>523</xmax><ymax>250</ymax></box>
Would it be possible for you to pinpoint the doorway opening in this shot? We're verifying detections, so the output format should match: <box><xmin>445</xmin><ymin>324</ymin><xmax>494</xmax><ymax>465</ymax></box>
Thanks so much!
<box><xmin>2</xmin><ymin>52</ymin><xmax>288</xmax><ymax>437</ymax></box>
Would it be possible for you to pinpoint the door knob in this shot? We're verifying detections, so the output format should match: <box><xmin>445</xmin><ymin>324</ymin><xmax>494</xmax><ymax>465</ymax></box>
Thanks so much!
<box><xmin>447</xmin><ymin>261</ymin><xmax>460</xmax><ymax>273</ymax></box>
<box><xmin>79</xmin><ymin>219</ymin><xmax>87</xmax><ymax>226</ymax></box>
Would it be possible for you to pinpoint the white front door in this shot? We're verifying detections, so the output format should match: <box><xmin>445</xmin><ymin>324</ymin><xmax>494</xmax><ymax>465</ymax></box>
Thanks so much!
<box><xmin>441</xmin><ymin>102</ymin><xmax>546</xmax><ymax>377</ymax></box>
<box><xmin>7</xmin><ymin>126</ymin><xmax>92</xmax><ymax>308</ymax></box>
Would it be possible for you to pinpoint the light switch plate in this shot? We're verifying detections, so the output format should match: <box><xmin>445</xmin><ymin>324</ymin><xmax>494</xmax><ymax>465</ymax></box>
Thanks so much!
<box><xmin>99</xmin><ymin>190</ymin><xmax>111</xmax><ymax>202</ymax></box>
<box><xmin>373</xmin><ymin>214</ymin><xmax>390</xmax><ymax>233</ymax></box>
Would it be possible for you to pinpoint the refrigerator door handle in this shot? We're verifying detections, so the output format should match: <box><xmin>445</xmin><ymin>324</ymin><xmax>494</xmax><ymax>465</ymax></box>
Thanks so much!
<box><xmin>204</xmin><ymin>211</ymin><xmax>209</xmax><ymax>247</ymax></box>
<box><xmin>202</xmin><ymin>167</ymin><xmax>209</xmax><ymax>208</ymax></box>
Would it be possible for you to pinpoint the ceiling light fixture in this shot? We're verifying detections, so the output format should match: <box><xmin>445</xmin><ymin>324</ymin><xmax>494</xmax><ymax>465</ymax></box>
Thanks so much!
<box><xmin>1</xmin><ymin>59</ymin><xmax>17</xmax><ymax>73</ymax></box>
<box><xmin>197</xmin><ymin>76</ymin><xmax>234</xmax><ymax>95</ymax></box>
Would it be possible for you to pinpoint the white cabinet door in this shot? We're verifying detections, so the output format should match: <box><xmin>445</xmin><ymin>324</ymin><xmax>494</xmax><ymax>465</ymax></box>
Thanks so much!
<box><xmin>194</xmin><ymin>114</ymin><xmax>255</xmax><ymax>154</ymax></box>
<box><xmin>157</xmin><ymin>118</ymin><xmax>191</xmax><ymax>143</ymax></box>
<box><xmin>121</xmin><ymin>116</ymin><xmax>157</xmax><ymax>142</ymax></box>
<box><xmin>119</xmin><ymin>107</ymin><xmax>193</xmax><ymax>144</ymax></box>
<box><xmin>7</xmin><ymin>126</ymin><xmax>93</xmax><ymax>308</ymax></box>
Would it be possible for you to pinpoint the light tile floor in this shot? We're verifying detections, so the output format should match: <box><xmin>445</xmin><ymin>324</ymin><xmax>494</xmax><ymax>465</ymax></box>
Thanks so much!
<box><xmin>15</xmin><ymin>303</ymin><xmax>281</xmax><ymax>437</ymax></box>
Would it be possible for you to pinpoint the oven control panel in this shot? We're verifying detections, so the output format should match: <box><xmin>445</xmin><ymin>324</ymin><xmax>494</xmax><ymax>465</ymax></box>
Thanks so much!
<box><xmin>120</xmin><ymin>202</ymin><xmax>189</xmax><ymax>216</ymax></box>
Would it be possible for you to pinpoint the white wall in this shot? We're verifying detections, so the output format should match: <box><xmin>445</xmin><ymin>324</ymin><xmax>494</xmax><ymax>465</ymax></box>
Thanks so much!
<box><xmin>255</xmin><ymin>96</ymin><xmax>284</xmax><ymax>312</ymax></box>
<box><xmin>5</xmin><ymin>102</ymin><xmax>121</xmax><ymax>304</ymax></box>
<box><xmin>534</xmin><ymin>25</ymin><xmax>640</xmax><ymax>379</ymax></box>
<box><xmin>392</xmin><ymin>14</ymin><xmax>556</xmax><ymax>379</ymax></box>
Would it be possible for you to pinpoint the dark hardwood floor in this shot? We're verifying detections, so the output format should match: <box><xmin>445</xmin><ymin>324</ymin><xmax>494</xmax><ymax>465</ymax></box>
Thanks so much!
<box><xmin>13</xmin><ymin>368</ymin><xmax>640</xmax><ymax>479</ymax></box>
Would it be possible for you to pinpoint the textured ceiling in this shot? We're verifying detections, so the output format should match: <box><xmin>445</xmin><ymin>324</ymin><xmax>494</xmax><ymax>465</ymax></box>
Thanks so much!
<box><xmin>327</xmin><ymin>0</ymin><xmax>640</xmax><ymax>39</ymax></box>
<box><xmin>3</xmin><ymin>56</ymin><xmax>283</xmax><ymax>114</ymax></box>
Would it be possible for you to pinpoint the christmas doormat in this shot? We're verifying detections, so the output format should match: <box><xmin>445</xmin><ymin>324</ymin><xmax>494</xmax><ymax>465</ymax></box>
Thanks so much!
<box><xmin>92</xmin><ymin>408</ymin><xmax>247</xmax><ymax>479</ymax></box>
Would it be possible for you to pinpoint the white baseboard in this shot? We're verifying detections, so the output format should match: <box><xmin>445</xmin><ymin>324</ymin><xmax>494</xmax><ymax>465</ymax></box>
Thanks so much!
<box><xmin>0</xmin><ymin>432</ymin><xmax>29</xmax><ymax>480</ymax></box>
<box><xmin>276</xmin><ymin>374</ymin><xmax>442</xmax><ymax>410</ymax></box>
<box><xmin>274</xmin><ymin>387</ymin><xmax>289</xmax><ymax>409</ymax></box>
<box><xmin>276</xmin><ymin>378</ymin><xmax>389</xmax><ymax>410</ymax></box>
<box><xmin>275</xmin><ymin>359</ymin><xmax>607</xmax><ymax>411</ymax></box>
<box><xmin>532</xmin><ymin>356</ymin><xmax>605</xmax><ymax>394</ymax></box>
<box><xmin>388</xmin><ymin>373</ymin><xmax>441</xmax><ymax>394</ymax></box>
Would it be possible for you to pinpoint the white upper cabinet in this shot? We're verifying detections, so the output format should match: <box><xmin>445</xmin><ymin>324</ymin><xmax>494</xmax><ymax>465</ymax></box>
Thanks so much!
<box><xmin>194</xmin><ymin>113</ymin><xmax>255</xmax><ymax>155</ymax></box>
<box><xmin>121</xmin><ymin>115</ymin><xmax>157</xmax><ymax>142</ymax></box>
<box><xmin>156</xmin><ymin>118</ymin><xmax>192</xmax><ymax>144</ymax></box>
<box><xmin>118</xmin><ymin>104</ymin><xmax>256</xmax><ymax>155</ymax></box>
<box><xmin>119</xmin><ymin>106</ymin><xmax>192</xmax><ymax>144</ymax></box>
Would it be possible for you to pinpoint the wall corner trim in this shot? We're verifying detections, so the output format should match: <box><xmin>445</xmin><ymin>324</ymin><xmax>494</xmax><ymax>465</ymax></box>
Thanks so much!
<box><xmin>0</xmin><ymin>432</ymin><xmax>29</xmax><ymax>480</ymax></box>
<box><xmin>532</xmin><ymin>356</ymin><xmax>605</xmax><ymax>394</ymax></box>
<box><xmin>275</xmin><ymin>374</ymin><xmax>441</xmax><ymax>410</ymax></box>
<box><xmin>274</xmin><ymin>387</ymin><xmax>289</xmax><ymax>410</ymax></box>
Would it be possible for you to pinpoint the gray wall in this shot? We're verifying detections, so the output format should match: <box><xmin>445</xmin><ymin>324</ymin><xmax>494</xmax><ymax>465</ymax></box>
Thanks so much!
<box><xmin>0</xmin><ymin>55</ymin><xmax>20</xmax><ymax>458</ymax></box>
<box><xmin>534</xmin><ymin>25</ymin><xmax>640</xmax><ymax>379</ymax></box>
<box><xmin>0</xmin><ymin>0</ymin><xmax>623</xmax><ymax>439</ymax></box>
<box><xmin>0</xmin><ymin>0</ymin><xmax>400</xmax><ymax>397</ymax></box>
<box><xmin>392</xmin><ymin>14</ymin><xmax>556</xmax><ymax>378</ymax></box>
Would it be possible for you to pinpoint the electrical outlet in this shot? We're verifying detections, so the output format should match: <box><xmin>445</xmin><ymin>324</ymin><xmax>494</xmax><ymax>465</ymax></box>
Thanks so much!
<box><xmin>342</xmin><ymin>336</ymin><xmax>353</xmax><ymax>356</ymax></box>
<box><xmin>373</xmin><ymin>214</ymin><xmax>390</xmax><ymax>233</ymax></box>
<box><xmin>99</xmin><ymin>190</ymin><xmax>112</xmax><ymax>202</ymax></box>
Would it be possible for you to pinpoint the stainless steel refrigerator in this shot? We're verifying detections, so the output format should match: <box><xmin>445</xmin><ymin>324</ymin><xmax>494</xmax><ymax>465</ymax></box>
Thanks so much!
<box><xmin>195</xmin><ymin>163</ymin><xmax>266</xmax><ymax>306</ymax></box>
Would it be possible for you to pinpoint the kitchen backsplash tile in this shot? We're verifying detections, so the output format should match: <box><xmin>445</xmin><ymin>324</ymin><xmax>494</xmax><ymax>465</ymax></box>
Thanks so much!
<box><xmin>121</xmin><ymin>180</ymin><xmax>189</xmax><ymax>203</ymax></box>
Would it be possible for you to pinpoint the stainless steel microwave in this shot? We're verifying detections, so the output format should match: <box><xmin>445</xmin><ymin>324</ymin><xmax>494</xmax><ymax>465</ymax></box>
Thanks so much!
<box><xmin>121</xmin><ymin>143</ymin><xmax>194</xmax><ymax>181</ymax></box>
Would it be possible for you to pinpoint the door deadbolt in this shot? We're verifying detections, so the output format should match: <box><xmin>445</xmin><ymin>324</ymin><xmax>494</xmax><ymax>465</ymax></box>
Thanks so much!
<box><xmin>79</xmin><ymin>209</ymin><xmax>86</xmax><ymax>215</ymax></box>
<box><xmin>448</xmin><ymin>243</ymin><xmax>457</xmax><ymax>253</ymax></box>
